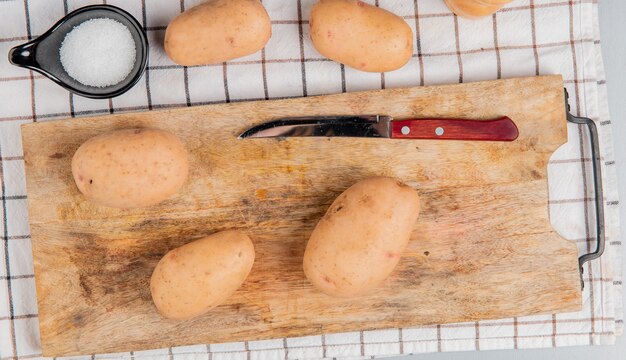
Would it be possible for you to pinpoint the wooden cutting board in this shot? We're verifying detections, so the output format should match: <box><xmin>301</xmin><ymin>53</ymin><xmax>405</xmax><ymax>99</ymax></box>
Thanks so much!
<box><xmin>21</xmin><ymin>75</ymin><xmax>581</xmax><ymax>357</ymax></box>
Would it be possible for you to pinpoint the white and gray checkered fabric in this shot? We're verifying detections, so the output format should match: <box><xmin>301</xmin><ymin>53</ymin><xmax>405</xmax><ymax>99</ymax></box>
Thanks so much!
<box><xmin>0</xmin><ymin>0</ymin><xmax>621</xmax><ymax>359</ymax></box>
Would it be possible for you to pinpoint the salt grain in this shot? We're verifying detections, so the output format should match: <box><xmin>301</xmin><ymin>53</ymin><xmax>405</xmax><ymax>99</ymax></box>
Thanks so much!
<box><xmin>60</xmin><ymin>18</ymin><xmax>136</xmax><ymax>88</ymax></box>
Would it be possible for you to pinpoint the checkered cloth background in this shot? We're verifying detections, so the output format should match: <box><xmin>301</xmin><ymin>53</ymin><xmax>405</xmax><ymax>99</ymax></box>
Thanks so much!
<box><xmin>0</xmin><ymin>0</ymin><xmax>621</xmax><ymax>359</ymax></box>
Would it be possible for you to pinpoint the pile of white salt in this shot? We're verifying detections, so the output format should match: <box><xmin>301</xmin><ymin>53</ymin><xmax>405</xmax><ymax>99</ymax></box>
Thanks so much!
<box><xmin>60</xmin><ymin>18</ymin><xmax>136</xmax><ymax>88</ymax></box>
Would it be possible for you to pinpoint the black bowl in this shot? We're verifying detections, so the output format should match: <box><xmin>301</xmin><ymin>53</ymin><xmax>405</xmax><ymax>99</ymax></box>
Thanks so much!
<box><xmin>8</xmin><ymin>5</ymin><xmax>148</xmax><ymax>99</ymax></box>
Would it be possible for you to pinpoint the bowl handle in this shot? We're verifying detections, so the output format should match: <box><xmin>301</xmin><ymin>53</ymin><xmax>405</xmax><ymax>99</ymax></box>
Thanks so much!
<box><xmin>8</xmin><ymin>40</ymin><xmax>39</xmax><ymax>69</ymax></box>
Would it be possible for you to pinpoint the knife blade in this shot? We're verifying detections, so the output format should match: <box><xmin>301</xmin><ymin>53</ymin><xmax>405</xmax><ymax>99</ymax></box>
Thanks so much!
<box><xmin>238</xmin><ymin>115</ymin><xmax>519</xmax><ymax>141</ymax></box>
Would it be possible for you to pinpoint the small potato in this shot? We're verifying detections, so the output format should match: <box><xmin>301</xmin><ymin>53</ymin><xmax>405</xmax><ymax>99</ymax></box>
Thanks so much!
<box><xmin>444</xmin><ymin>0</ymin><xmax>507</xmax><ymax>19</ymax></box>
<box><xmin>304</xmin><ymin>177</ymin><xmax>421</xmax><ymax>297</ymax></box>
<box><xmin>150</xmin><ymin>231</ymin><xmax>255</xmax><ymax>320</ymax></box>
<box><xmin>165</xmin><ymin>0</ymin><xmax>271</xmax><ymax>66</ymax></box>
<box><xmin>71</xmin><ymin>128</ymin><xmax>188</xmax><ymax>209</ymax></box>
<box><xmin>310</xmin><ymin>0</ymin><xmax>413</xmax><ymax>72</ymax></box>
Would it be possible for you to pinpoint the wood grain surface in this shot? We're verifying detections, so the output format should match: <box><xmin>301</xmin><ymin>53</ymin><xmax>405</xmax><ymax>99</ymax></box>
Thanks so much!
<box><xmin>21</xmin><ymin>75</ymin><xmax>582</xmax><ymax>357</ymax></box>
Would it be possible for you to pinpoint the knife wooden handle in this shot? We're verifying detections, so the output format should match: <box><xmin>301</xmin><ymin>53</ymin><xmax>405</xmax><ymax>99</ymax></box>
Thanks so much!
<box><xmin>390</xmin><ymin>116</ymin><xmax>519</xmax><ymax>141</ymax></box>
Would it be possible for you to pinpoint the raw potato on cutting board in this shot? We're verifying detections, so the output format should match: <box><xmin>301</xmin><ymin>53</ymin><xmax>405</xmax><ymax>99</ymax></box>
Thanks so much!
<box><xmin>21</xmin><ymin>76</ymin><xmax>582</xmax><ymax>356</ymax></box>
<box><xmin>310</xmin><ymin>0</ymin><xmax>413</xmax><ymax>72</ymax></box>
<box><xmin>165</xmin><ymin>0</ymin><xmax>271</xmax><ymax>66</ymax></box>
<box><xmin>150</xmin><ymin>230</ymin><xmax>255</xmax><ymax>321</ymax></box>
<box><xmin>304</xmin><ymin>177</ymin><xmax>421</xmax><ymax>297</ymax></box>
<box><xmin>71</xmin><ymin>128</ymin><xmax>189</xmax><ymax>209</ymax></box>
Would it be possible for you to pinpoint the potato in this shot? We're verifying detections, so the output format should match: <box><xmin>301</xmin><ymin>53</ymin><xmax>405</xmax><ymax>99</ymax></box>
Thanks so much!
<box><xmin>310</xmin><ymin>0</ymin><xmax>413</xmax><ymax>72</ymax></box>
<box><xmin>444</xmin><ymin>0</ymin><xmax>511</xmax><ymax>19</ymax></box>
<box><xmin>303</xmin><ymin>177</ymin><xmax>420</xmax><ymax>297</ymax></box>
<box><xmin>71</xmin><ymin>128</ymin><xmax>188</xmax><ymax>209</ymax></box>
<box><xmin>150</xmin><ymin>231</ymin><xmax>255</xmax><ymax>320</ymax></box>
<box><xmin>165</xmin><ymin>0</ymin><xmax>271</xmax><ymax>66</ymax></box>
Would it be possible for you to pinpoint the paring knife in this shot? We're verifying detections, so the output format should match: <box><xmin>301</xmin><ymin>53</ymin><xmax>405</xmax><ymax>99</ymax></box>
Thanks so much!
<box><xmin>238</xmin><ymin>115</ymin><xmax>519</xmax><ymax>141</ymax></box>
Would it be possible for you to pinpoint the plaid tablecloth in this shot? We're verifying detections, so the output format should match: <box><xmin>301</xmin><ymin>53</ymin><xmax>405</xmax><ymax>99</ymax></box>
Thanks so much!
<box><xmin>0</xmin><ymin>0</ymin><xmax>621</xmax><ymax>359</ymax></box>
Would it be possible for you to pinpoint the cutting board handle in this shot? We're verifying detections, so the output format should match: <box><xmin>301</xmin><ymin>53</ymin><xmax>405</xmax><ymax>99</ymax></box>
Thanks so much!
<box><xmin>565</xmin><ymin>90</ymin><xmax>606</xmax><ymax>290</ymax></box>
<box><xmin>390</xmin><ymin>116</ymin><xmax>519</xmax><ymax>141</ymax></box>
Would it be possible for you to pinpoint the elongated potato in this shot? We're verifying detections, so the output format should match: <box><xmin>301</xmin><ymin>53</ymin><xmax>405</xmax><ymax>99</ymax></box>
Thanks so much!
<box><xmin>71</xmin><ymin>128</ymin><xmax>188</xmax><ymax>209</ymax></box>
<box><xmin>310</xmin><ymin>0</ymin><xmax>413</xmax><ymax>72</ymax></box>
<box><xmin>150</xmin><ymin>231</ymin><xmax>255</xmax><ymax>320</ymax></box>
<box><xmin>165</xmin><ymin>0</ymin><xmax>271</xmax><ymax>66</ymax></box>
<box><xmin>304</xmin><ymin>177</ymin><xmax>421</xmax><ymax>297</ymax></box>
